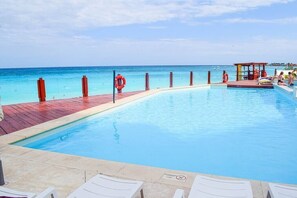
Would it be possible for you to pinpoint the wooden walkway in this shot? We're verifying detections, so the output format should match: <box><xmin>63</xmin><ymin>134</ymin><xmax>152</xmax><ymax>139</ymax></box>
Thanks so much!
<box><xmin>0</xmin><ymin>91</ymin><xmax>143</xmax><ymax>135</ymax></box>
<box><xmin>227</xmin><ymin>80</ymin><xmax>273</xmax><ymax>88</ymax></box>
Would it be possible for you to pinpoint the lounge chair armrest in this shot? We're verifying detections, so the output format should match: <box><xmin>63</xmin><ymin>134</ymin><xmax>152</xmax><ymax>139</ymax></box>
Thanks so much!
<box><xmin>35</xmin><ymin>187</ymin><xmax>57</xmax><ymax>198</ymax></box>
<box><xmin>0</xmin><ymin>186</ymin><xmax>36</xmax><ymax>198</ymax></box>
<box><xmin>173</xmin><ymin>189</ymin><xmax>185</xmax><ymax>198</ymax></box>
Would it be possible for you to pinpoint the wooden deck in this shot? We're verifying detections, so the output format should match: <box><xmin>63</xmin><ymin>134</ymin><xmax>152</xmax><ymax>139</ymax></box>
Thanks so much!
<box><xmin>227</xmin><ymin>80</ymin><xmax>274</xmax><ymax>88</ymax></box>
<box><xmin>0</xmin><ymin>91</ymin><xmax>143</xmax><ymax>135</ymax></box>
<box><xmin>0</xmin><ymin>82</ymin><xmax>274</xmax><ymax>136</ymax></box>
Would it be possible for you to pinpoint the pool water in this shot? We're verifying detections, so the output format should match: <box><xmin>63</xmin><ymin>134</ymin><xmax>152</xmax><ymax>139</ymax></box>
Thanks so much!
<box><xmin>16</xmin><ymin>87</ymin><xmax>297</xmax><ymax>184</ymax></box>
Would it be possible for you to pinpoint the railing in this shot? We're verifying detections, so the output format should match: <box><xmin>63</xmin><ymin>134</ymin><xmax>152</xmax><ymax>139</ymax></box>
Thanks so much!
<box><xmin>3</xmin><ymin>65</ymin><xmax>280</xmax><ymax>105</ymax></box>
<box><xmin>34</xmin><ymin>70</ymin><xmax>235</xmax><ymax>102</ymax></box>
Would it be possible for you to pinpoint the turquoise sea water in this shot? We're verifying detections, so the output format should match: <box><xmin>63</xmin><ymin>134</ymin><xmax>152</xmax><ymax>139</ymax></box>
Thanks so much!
<box><xmin>17</xmin><ymin>87</ymin><xmax>297</xmax><ymax>184</ymax></box>
<box><xmin>0</xmin><ymin>65</ymin><xmax>277</xmax><ymax>105</ymax></box>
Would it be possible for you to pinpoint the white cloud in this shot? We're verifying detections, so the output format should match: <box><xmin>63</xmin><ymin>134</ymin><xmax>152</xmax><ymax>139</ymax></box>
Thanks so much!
<box><xmin>218</xmin><ymin>17</ymin><xmax>297</xmax><ymax>24</ymax></box>
<box><xmin>146</xmin><ymin>26</ymin><xmax>167</xmax><ymax>30</ymax></box>
<box><xmin>0</xmin><ymin>0</ymin><xmax>296</xmax><ymax>67</ymax></box>
<box><xmin>0</xmin><ymin>0</ymin><xmax>293</xmax><ymax>32</ymax></box>
<box><xmin>1</xmin><ymin>35</ymin><xmax>297</xmax><ymax>67</ymax></box>
<box><xmin>183</xmin><ymin>0</ymin><xmax>293</xmax><ymax>17</ymax></box>
<box><xmin>0</xmin><ymin>0</ymin><xmax>294</xmax><ymax>43</ymax></box>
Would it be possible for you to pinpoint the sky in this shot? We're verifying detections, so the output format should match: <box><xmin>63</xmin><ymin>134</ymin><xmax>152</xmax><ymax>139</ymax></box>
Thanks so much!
<box><xmin>0</xmin><ymin>0</ymin><xmax>297</xmax><ymax>68</ymax></box>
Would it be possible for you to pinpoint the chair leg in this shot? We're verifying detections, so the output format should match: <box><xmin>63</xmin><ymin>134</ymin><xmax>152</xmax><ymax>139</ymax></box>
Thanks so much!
<box><xmin>140</xmin><ymin>189</ymin><xmax>144</xmax><ymax>198</ymax></box>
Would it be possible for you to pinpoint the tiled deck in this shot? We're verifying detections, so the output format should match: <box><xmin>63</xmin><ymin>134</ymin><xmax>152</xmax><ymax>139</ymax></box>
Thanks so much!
<box><xmin>227</xmin><ymin>80</ymin><xmax>273</xmax><ymax>88</ymax></box>
<box><xmin>0</xmin><ymin>143</ymin><xmax>268</xmax><ymax>198</ymax></box>
<box><xmin>0</xmin><ymin>91</ymin><xmax>143</xmax><ymax>135</ymax></box>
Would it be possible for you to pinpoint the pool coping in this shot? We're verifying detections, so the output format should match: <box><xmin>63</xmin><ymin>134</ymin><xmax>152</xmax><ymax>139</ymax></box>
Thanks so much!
<box><xmin>0</xmin><ymin>84</ymin><xmax>295</xmax><ymax>198</ymax></box>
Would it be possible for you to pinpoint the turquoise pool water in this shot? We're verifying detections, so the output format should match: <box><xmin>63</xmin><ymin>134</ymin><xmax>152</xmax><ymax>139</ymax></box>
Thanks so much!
<box><xmin>16</xmin><ymin>87</ymin><xmax>297</xmax><ymax>184</ymax></box>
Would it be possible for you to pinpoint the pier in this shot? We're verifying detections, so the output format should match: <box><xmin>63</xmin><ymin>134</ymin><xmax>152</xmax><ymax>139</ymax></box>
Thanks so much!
<box><xmin>0</xmin><ymin>91</ymin><xmax>142</xmax><ymax>135</ymax></box>
<box><xmin>227</xmin><ymin>80</ymin><xmax>273</xmax><ymax>88</ymax></box>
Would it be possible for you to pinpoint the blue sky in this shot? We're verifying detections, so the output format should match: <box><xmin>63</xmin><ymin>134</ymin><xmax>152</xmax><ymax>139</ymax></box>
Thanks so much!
<box><xmin>0</xmin><ymin>0</ymin><xmax>297</xmax><ymax>68</ymax></box>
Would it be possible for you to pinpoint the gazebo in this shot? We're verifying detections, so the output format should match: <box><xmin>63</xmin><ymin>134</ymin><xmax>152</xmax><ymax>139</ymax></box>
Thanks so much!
<box><xmin>234</xmin><ymin>62</ymin><xmax>268</xmax><ymax>81</ymax></box>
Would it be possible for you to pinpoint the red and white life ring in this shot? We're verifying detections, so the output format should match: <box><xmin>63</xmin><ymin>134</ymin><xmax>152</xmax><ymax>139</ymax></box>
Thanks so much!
<box><xmin>115</xmin><ymin>74</ymin><xmax>126</xmax><ymax>91</ymax></box>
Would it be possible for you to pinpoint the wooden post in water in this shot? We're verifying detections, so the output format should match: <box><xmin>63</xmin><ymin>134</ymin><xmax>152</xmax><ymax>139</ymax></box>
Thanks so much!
<box><xmin>37</xmin><ymin>78</ymin><xmax>46</xmax><ymax>102</ymax></box>
<box><xmin>190</xmin><ymin>71</ymin><xmax>193</xmax><ymax>86</ymax></box>
<box><xmin>145</xmin><ymin>73</ymin><xmax>150</xmax><ymax>90</ymax></box>
<box><xmin>208</xmin><ymin>71</ymin><xmax>211</xmax><ymax>84</ymax></box>
<box><xmin>170</xmin><ymin>72</ymin><xmax>173</xmax><ymax>88</ymax></box>
<box><xmin>82</xmin><ymin>75</ymin><xmax>88</xmax><ymax>97</ymax></box>
<box><xmin>274</xmin><ymin>68</ymin><xmax>277</xmax><ymax>76</ymax></box>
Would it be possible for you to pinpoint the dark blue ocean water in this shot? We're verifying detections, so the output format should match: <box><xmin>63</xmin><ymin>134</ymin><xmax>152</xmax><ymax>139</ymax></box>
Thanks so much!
<box><xmin>0</xmin><ymin>65</ymin><xmax>277</xmax><ymax>105</ymax></box>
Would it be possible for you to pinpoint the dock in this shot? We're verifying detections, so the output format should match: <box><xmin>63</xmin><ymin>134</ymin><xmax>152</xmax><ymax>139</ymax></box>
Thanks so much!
<box><xmin>0</xmin><ymin>91</ymin><xmax>143</xmax><ymax>135</ymax></box>
<box><xmin>0</xmin><ymin>81</ymin><xmax>275</xmax><ymax>136</ymax></box>
<box><xmin>227</xmin><ymin>80</ymin><xmax>273</xmax><ymax>88</ymax></box>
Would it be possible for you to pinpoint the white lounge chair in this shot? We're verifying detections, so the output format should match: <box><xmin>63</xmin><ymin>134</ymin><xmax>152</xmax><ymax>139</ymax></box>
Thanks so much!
<box><xmin>67</xmin><ymin>174</ymin><xmax>144</xmax><ymax>198</ymax></box>
<box><xmin>173</xmin><ymin>175</ymin><xmax>253</xmax><ymax>198</ymax></box>
<box><xmin>267</xmin><ymin>183</ymin><xmax>297</xmax><ymax>198</ymax></box>
<box><xmin>0</xmin><ymin>98</ymin><xmax>4</xmax><ymax>121</ymax></box>
<box><xmin>0</xmin><ymin>186</ymin><xmax>56</xmax><ymax>198</ymax></box>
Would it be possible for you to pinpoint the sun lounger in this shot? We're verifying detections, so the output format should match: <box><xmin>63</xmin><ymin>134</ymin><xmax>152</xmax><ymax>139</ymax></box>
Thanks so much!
<box><xmin>173</xmin><ymin>175</ymin><xmax>253</xmax><ymax>198</ymax></box>
<box><xmin>258</xmin><ymin>77</ymin><xmax>274</xmax><ymax>85</ymax></box>
<box><xmin>173</xmin><ymin>189</ymin><xmax>185</xmax><ymax>198</ymax></box>
<box><xmin>0</xmin><ymin>100</ymin><xmax>4</xmax><ymax>121</ymax></box>
<box><xmin>67</xmin><ymin>174</ymin><xmax>144</xmax><ymax>198</ymax></box>
<box><xmin>267</xmin><ymin>183</ymin><xmax>297</xmax><ymax>198</ymax></box>
<box><xmin>0</xmin><ymin>186</ymin><xmax>56</xmax><ymax>198</ymax></box>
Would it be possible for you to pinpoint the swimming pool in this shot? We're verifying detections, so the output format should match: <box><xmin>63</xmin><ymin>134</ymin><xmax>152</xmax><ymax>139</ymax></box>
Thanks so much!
<box><xmin>15</xmin><ymin>87</ymin><xmax>297</xmax><ymax>184</ymax></box>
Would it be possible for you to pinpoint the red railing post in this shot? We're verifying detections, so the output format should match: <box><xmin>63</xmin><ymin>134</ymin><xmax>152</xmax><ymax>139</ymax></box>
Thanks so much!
<box><xmin>208</xmin><ymin>71</ymin><xmax>211</xmax><ymax>84</ymax></box>
<box><xmin>190</xmin><ymin>71</ymin><xmax>193</xmax><ymax>86</ymax></box>
<box><xmin>222</xmin><ymin>70</ymin><xmax>226</xmax><ymax>83</ymax></box>
<box><xmin>170</xmin><ymin>72</ymin><xmax>173</xmax><ymax>88</ymax></box>
<box><xmin>82</xmin><ymin>75</ymin><xmax>88</xmax><ymax>97</ymax></box>
<box><xmin>236</xmin><ymin>65</ymin><xmax>239</xmax><ymax>81</ymax></box>
<box><xmin>145</xmin><ymin>73</ymin><xmax>150</xmax><ymax>90</ymax></box>
<box><xmin>37</xmin><ymin>78</ymin><xmax>46</xmax><ymax>102</ymax></box>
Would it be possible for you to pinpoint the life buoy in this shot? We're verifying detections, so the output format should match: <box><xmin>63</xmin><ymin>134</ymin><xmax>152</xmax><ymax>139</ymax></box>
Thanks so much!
<box><xmin>223</xmin><ymin>73</ymin><xmax>229</xmax><ymax>83</ymax></box>
<box><xmin>115</xmin><ymin>74</ymin><xmax>126</xmax><ymax>91</ymax></box>
<box><xmin>261</xmin><ymin>70</ymin><xmax>267</xmax><ymax>77</ymax></box>
<box><xmin>254</xmin><ymin>69</ymin><xmax>259</xmax><ymax>80</ymax></box>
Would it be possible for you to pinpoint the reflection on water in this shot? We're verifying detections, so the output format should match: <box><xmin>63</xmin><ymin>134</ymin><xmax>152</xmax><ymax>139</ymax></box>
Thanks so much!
<box><xmin>113</xmin><ymin>121</ymin><xmax>120</xmax><ymax>144</ymax></box>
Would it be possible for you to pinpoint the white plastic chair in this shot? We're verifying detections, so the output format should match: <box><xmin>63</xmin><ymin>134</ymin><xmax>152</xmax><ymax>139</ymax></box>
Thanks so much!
<box><xmin>67</xmin><ymin>174</ymin><xmax>144</xmax><ymax>198</ymax></box>
<box><xmin>268</xmin><ymin>183</ymin><xmax>297</xmax><ymax>198</ymax></box>
<box><xmin>0</xmin><ymin>186</ymin><xmax>56</xmax><ymax>198</ymax></box>
<box><xmin>173</xmin><ymin>175</ymin><xmax>253</xmax><ymax>198</ymax></box>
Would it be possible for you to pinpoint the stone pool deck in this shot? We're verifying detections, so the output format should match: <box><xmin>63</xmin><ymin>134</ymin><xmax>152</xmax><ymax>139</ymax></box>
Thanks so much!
<box><xmin>0</xmin><ymin>85</ymin><xmax>295</xmax><ymax>197</ymax></box>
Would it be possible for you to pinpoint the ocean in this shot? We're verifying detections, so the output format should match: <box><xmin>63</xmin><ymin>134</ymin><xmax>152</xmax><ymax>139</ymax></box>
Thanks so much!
<box><xmin>0</xmin><ymin>65</ymin><xmax>277</xmax><ymax>105</ymax></box>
